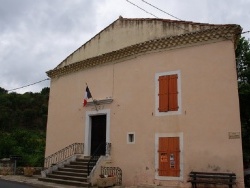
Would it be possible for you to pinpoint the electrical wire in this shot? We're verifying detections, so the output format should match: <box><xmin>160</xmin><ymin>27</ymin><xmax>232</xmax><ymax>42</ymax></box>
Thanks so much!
<box><xmin>242</xmin><ymin>31</ymin><xmax>250</xmax><ymax>34</ymax></box>
<box><xmin>141</xmin><ymin>0</ymin><xmax>182</xmax><ymax>21</ymax></box>
<box><xmin>126</xmin><ymin>0</ymin><xmax>159</xmax><ymax>18</ymax></box>
<box><xmin>7</xmin><ymin>78</ymin><xmax>50</xmax><ymax>92</ymax></box>
<box><xmin>126</xmin><ymin>0</ymin><xmax>250</xmax><ymax>35</ymax></box>
<box><xmin>139</xmin><ymin>0</ymin><xmax>210</xmax><ymax>32</ymax></box>
<box><xmin>125</xmin><ymin>0</ymin><xmax>190</xmax><ymax>32</ymax></box>
<box><xmin>6</xmin><ymin>1</ymin><xmax>247</xmax><ymax>94</ymax></box>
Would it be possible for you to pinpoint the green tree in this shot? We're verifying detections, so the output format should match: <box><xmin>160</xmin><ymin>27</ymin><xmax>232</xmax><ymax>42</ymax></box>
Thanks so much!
<box><xmin>0</xmin><ymin>87</ymin><xmax>49</xmax><ymax>166</ymax></box>
<box><xmin>0</xmin><ymin>87</ymin><xmax>7</xmax><ymax>94</ymax></box>
<box><xmin>235</xmin><ymin>37</ymin><xmax>250</xmax><ymax>161</ymax></box>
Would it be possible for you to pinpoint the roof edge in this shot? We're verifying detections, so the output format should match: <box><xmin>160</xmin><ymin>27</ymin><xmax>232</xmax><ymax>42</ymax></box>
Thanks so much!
<box><xmin>55</xmin><ymin>17</ymin><xmax>121</xmax><ymax>69</ymax></box>
<box><xmin>55</xmin><ymin>17</ymin><xmax>238</xmax><ymax>69</ymax></box>
<box><xmin>47</xmin><ymin>24</ymin><xmax>241</xmax><ymax>78</ymax></box>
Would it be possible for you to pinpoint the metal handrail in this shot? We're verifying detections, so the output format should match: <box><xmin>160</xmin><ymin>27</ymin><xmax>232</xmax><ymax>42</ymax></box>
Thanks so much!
<box><xmin>44</xmin><ymin>143</ymin><xmax>84</xmax><ymax>168</ymax></box>
<box><xmin>87</xmin><ymin>142</ymin><xmax>104</xmax><ymax>175</ymax></box>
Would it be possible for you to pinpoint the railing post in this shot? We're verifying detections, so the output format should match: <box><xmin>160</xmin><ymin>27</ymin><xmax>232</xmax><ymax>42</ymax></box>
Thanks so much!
<box><xmin>106</xmin><ymin>142</ymin><xmax>111</xmax><ymax>156</ymax></box>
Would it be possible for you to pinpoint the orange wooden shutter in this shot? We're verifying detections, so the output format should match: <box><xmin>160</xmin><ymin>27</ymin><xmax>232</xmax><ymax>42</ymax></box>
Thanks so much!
<box><xmin>169</xmin><ymin>74</ymin><xmax>178</xmax><ymax>111</ymax></box>
<box><xmin>158</xmin><ymin>137</ymin><xmax>180</xmax><ymax>177</ymax></box>
<box><xmin>158</xmin><ymin>137</ymin><xmax>169</xmax><ymax>176</ymax></box>
<box><xmin>158</xmin><ymin>76</ymin><xmax>169</xmax><ymax>112</ymax></box>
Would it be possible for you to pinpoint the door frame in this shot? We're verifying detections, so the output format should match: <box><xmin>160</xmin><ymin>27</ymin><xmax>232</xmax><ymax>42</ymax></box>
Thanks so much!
<box><xmin>84</xmin><ymin>109</ymin><xmax>110</xmax><ymax>156</ymax></box>
<box><xmin>155</xmin><ymin>132</ymin><xmax>183</xmax><ymax>180</ymax></box>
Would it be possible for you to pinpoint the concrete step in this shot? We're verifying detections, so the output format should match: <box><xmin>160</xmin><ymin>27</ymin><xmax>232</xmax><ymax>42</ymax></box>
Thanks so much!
<box><xmin>70</xmin><ymin>161</ymin><xmax>96</xmax><ymax>165</ymax></box>
<box><xmin>38</xmin><ymin>177</ymin><xmax>90</xmax><ymax>187</ymax></box>
<box><xmin>76</xmin><ymin>158</ymin><xmax>90</xmax><ymax>162</ymax></box>
<box><xmin>70</xmin><ymin>161</ymin><xmax>88</xmax><ymax>165</ymax></box>
<box><xmin>47</xmin><ymin>174</ymin><xmax>87</xmax><ymax>182</ymax></box>
<box><xmin>64</xmin><ymin>164</ymin><xmax>94</xmax><ymax>169</ymax></box>
<box><xmin>53</xmin><ymin>170</ymin><xmax>87</xmax><ymax>177</ymax></box>
<box><xmin>58</xmin><ymin>167</ymin><xmax>87</xmax><ymax>173</ymax></box>
<box><xmin>76</xmin><ymin>157</ymin><xmax>98</xmax><ymax>162</ymax></box>
<box><xmin>64</xmin><ymin>164</ymin><xmax>87</xmax><ymax>169</ymax></box>
<box><xmin>39</xmin><ymin>156</ymin><xmax>97</xmax><ymax>187</ymax></box>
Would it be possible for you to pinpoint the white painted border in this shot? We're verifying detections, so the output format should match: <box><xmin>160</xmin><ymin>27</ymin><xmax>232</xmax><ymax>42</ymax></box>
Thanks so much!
<box><xmin>155</xmin><ymin>132</ymin><xmax>184</xmax><ymax>181</ymax></box>
<box><xmin>155</xmin><ymin>70</ymin><xmax>182</xmax><ymax>116</ymax></box>
<box><xmin>127</xmin><ymin>132</ymin><xmax>135</xmax><ymax>144</ymax></box>
<box><xmin>84</xmin><ymin>109</ymin><xmax>110</xmax><ymax>156</ymax></box>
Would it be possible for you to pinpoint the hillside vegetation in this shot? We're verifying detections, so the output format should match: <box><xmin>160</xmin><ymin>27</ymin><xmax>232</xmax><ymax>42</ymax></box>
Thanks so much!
<box><xmin>0</xmin><ymin>87</ymin><xmax>49</xmax><ymax>166</ymax></box>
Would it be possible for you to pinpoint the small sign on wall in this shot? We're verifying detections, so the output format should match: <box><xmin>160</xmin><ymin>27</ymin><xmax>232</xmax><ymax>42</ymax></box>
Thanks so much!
<box><xmin>228</xmin><ymin>132</ymin><xmax>241</xmax><ymax>139</ymax></box>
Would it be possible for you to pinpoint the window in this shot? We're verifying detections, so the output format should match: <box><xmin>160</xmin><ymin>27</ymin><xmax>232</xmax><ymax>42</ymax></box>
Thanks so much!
<box><xmin>158</xmin><ymin>74</ymin><xmax>178</xmax><ymax>112</ymax></box>
<box><xmin>127</xmin><ymin>132</ymin><xmax>135</xmax><ymax>144</ymax></box>
<box><xmin>155</xmin><ymin>70</ymin><xmax>181</xmax><ymax>116</ymax></box>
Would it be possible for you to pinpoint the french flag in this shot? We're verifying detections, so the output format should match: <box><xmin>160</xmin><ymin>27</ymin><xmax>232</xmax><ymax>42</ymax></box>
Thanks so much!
<box><xmin>83</xmin><ymin>86</ymin><xmax>92</xmax><ymax>107</ymax></box>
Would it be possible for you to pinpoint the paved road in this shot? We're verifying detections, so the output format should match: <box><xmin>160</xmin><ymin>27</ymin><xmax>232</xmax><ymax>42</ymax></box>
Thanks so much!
<box><xmin>0</xmin><ymin>179</ymin><xmax>36</xmax><ymax>188</ymax></box>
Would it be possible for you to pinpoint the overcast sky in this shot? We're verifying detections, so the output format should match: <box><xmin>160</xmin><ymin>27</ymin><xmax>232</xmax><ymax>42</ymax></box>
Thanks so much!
<box><xmin>1</xmin><ymin>0</ymin><xmax>249</xmax><ymax>93</ymax></box>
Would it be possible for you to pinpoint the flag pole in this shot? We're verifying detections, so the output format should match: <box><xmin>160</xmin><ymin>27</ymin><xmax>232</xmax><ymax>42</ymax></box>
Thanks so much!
<box><xmin>86</xmin><ymin>83</ymin><xmax>98</xmax><ymax>111</ymax></box>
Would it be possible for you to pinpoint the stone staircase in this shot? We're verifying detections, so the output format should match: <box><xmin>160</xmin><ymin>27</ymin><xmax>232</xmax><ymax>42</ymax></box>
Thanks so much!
<box><xmin>39</xmin><ymin>157</ymin><xmax>96</xmax><ymax>187</ymax></box>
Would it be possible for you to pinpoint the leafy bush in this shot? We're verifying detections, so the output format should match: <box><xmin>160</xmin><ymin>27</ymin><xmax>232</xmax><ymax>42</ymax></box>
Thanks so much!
<box><xmin>0</xmin><ymin>87</ymin><xmax>49</xmax><ymax>167</ymax></box>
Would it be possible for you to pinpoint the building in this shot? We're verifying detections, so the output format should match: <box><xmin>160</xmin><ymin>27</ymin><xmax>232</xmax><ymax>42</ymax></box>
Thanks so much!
<box><xmin>44</xmin><ymin>17</ymin><xmax>244</xmax><ymax>187</ymax></box>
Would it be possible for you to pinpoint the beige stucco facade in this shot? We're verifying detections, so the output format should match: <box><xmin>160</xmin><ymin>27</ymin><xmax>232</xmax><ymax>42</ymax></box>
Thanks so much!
<box><xmin>45</xmin><ymin>18</ymin><xmax>244</xmax><ymax>187</ymax></box>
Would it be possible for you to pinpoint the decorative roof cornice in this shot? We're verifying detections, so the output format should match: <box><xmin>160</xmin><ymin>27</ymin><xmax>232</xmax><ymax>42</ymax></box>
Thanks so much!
<box><xmin>47</xmin><ymin>25</ymin><xmax>241</xmax><ymax>78</ymax></box>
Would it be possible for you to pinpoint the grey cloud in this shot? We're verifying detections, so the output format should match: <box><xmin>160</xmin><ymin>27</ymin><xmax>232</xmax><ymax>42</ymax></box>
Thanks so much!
<box><xmin>0</xmin><ymin>0</ymin><xmax>249</xmax><ymax>93</ymax></box>
<box><xmin>0</xmin><ymin>0</ymin><xmax>101</xmax><ymax>93</ymax></box>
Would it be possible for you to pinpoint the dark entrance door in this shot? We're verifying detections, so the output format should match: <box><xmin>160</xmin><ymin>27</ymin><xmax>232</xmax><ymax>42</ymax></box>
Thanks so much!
<box><xmin>91</xmin><ymin>115</ymin><xmax>106</xmax><ymax>155</ymax></box>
